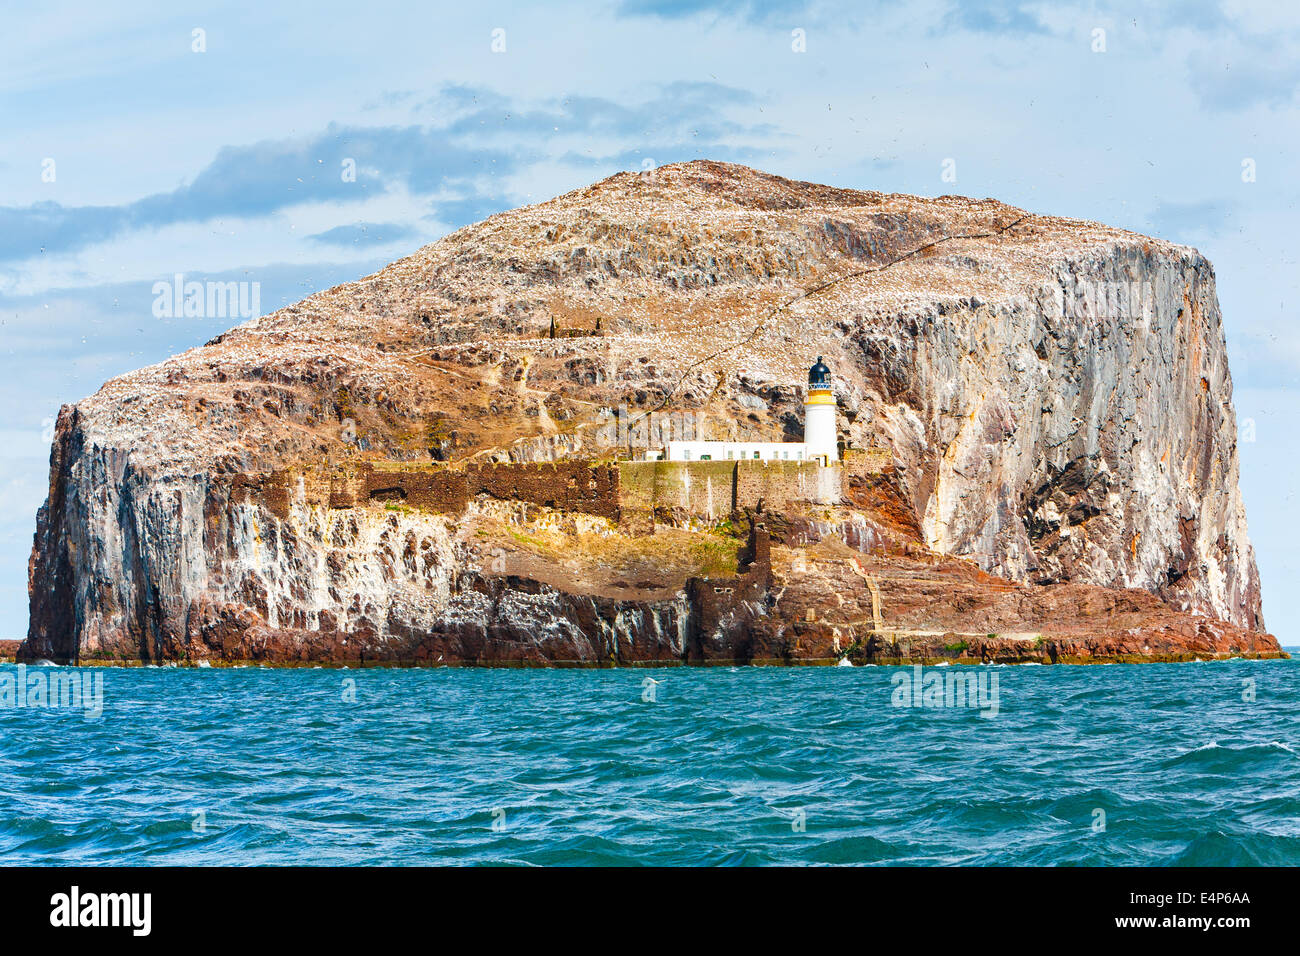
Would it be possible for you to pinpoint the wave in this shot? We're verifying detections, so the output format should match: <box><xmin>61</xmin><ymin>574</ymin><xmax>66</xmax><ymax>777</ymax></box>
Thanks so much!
<box><xmin>1162</xmin><ymin>740</ymin><xmax>1298</xmax><ymax>773</ymax></box>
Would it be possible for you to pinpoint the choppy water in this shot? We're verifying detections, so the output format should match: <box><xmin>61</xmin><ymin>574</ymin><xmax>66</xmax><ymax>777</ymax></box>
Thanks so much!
<box><xmin>2</xmin><ymin>654</ymin><xmax>1298</xmax><ymax>865</ymax></box>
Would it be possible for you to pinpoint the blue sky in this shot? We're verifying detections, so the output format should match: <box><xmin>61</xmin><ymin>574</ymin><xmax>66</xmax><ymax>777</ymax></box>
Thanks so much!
<box><xmin>1</xmin><ymin>0</ymin><xmax>1297</xmax><ymax>639</ymax></box>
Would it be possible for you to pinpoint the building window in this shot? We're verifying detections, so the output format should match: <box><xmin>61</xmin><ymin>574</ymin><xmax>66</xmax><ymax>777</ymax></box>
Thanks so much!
<box><xmin>727</xmin><ymin>450</ymin><xmax>734</xmax><ymax>459</ymax></box>
<box><xmin>782</xmin><ymin>450</ymin><xmax>788</xmax><ymax>460</ymax></box>
<box><xmin>753</xmin><ymin>451</ymin><xmax>760</xmax><ymax>459</ymax></box>
<box><xmin>797</xmin><ymin>451</ymin><xmax>803</xmax><ymax>460</ymax></box>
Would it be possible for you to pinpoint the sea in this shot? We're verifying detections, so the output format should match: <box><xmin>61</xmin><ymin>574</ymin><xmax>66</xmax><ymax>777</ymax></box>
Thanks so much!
<box><xmin>2</xmin><ymin>652</ymin><xmax>1297</xmax><ymax>866</ymax></box>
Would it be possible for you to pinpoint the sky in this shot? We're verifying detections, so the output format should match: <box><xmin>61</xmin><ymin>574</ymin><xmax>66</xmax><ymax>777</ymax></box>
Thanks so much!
<box><xmin>0</xmin><ymin>0</ymin><xmax>1297</xmax><ymax>640</ymax></box>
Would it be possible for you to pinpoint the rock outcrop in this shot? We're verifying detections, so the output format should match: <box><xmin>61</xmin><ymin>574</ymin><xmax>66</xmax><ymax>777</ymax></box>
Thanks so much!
<box><xmin>21</xmin><ymin>161</ymin><xmax>1278</xmax><ymax>665</ymax></box>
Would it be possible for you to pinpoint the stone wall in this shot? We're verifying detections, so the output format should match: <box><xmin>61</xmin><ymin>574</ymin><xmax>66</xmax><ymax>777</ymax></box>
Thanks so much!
<box><xmin>618</xmin><ymin>455</ymin><xmax>870</xmax><ymax>522</ymax></box>
<box><xmin>220</xmin><ymin>451</ymin><xmax>889</xmax><ymax>528</ymax></box>
<box><xmin>223</xmin><ymin>460</ymin><xmax>621</xmax><ymax>521</ymax></box>
<box><xmin>469</xmin><ymin>461</ymin><xmax>620</xmax><ymax>518</ymax></box>
<box><xmin>618</xmin><ymin>460</ymin><xmax>736</xmax><ymax>523</ymax></box>
<box><xmin>359</xmin><ymin>466</ymin><xmax>469</xmax><ymax>513</ymax></box>
<box><xmin>734</xmin><ymin>460</ymin><xmax>840</xmax><ymax>511</ymax></box>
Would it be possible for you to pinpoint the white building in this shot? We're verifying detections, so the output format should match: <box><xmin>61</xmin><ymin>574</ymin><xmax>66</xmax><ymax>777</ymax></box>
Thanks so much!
<box><xmin>664</xmin><ymin>357</ymin><xmax>839</xmax><ymax>465</ymax></box>
<box><xmin>664</xmin><ymin>440</ymin><xmax>811</xmax><ymax>462</ymax></box>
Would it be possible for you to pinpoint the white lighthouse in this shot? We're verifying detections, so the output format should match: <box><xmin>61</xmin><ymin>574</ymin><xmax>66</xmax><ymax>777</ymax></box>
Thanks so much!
<box><xmin>662</xmin><ymin>356</ymin><xmax>839</xmax><ymax>464</ymax></box>
<box><xmin>803</xmin><ymin>356</ymin><xmax>838</xmax><ymax>464</ymax></box>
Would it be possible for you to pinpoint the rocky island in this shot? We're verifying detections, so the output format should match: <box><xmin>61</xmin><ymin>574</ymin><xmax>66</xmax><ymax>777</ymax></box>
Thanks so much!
<box><xmin>20</xmin><ymin>161</ymin><xmax>1282</xmax><ymax>666</ymax></box>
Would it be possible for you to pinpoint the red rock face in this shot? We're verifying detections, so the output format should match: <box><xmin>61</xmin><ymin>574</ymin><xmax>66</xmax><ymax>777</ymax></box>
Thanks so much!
<box><xmin>19</xmin><ymin>162</ymin><xmax>1277</xmax><ymax>665</ymax></box>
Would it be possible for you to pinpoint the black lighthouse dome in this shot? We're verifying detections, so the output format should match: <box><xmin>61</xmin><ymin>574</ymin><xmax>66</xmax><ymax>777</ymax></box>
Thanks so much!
<box><xmin>808</xmin><ymin>356</ymin><xmax>831</xmax><ymax>388</ymax></box>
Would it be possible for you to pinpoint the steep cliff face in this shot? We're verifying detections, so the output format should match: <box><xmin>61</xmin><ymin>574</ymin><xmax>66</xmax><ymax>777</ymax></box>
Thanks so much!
<box><xmin>859</xmin><ymin>247</ymin><xmax>1261</xmax><ymax>629</ymax></box>
<box><xmin>21</xmin><ymin>161</ymin><xmax>1271</xmax><ymax>664</ymax></box>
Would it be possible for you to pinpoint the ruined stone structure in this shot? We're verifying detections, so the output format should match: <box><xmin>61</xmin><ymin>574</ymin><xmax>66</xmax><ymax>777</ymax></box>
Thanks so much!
<box><xmin>223</xmin><ymin>461</ymin><xmax>623</xmax><ymax>521</ymax></box>
<box><xmin>220</xmin><ymin>449</ymin><xmax>891</xmax><ymax>531</ymax></box>
<box><xmin>685</xmin><ymin>518</ymin><xmax>774</xmax><ymax>663</ymax></box>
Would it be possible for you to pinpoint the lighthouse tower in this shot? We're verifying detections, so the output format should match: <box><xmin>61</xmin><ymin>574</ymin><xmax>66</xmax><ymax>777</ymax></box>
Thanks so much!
<box><xmin>803</xmin><ymin>356</ymin><xmax>838</xmax><ymax>464</ymax></box>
